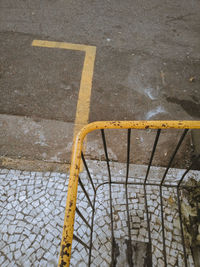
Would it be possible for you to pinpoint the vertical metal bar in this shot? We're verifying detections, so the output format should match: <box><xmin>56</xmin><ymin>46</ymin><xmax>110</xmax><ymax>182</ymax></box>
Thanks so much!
<box><xmin>76</xmin><ymin>207</ymin><xmax>92</xmax><ymax>229</ymax></box>
<box><xmin>178</xmin><ymin>155</ymin><xmax>200</xmax><ymax>187</ymax></box>
<box><xmin>125</xmin><ymin>129</ymin><xmax>133</xmax><ymax>267</ymax></box>
<box><xmin>143</xmin><ymin>186</ymin><xmax>153</xmax><ymax>266</ymax></box>
<box><xmin>159</xmin><ymin>186</ymin><xmax>167</xmax><ymax>266</ymax></box>
<box><xmin>125</xmin><ymin>129</ymin><xmax>131</xmax><ymax>184</ymax></box>
<box><xmin>73</xmin><ymin>234</ymin><xmax>90</xmax><ymax>250</ymax></box>
<box><xmin>176</xmin><ymin>187</ymin><xmax>188</xmax><ymax>267</ymax></box>
<box><xmin>81</xmin><ymin>152</ymin><xmax>96</xmax><ymax>193</ymax></box>
<box><xmin>88</xmin><ymin>191</ymin><xmax>96</xmax><ymax>266</ymax></box>
<box><xmin>144</xmin><ymin>129</ymin><xmax>161</xmax><ymax>264</ymax></box>
<box><xmin>144</xmin><ymin>129</ymin><xmax>161</xmax><ymax>183</ymax></box>
<box><xmin>143</xmin><ymin>185</ymin><xmax>151</xmax><ymax>246</ymax></box>
<box><xmin>160</xmin><ymin>129</ymin><xmax>188</xmax><ymax>185</ymax></box>
<box><xmin>159</xmin><ymin>129</ymin><xmax>188</xmax><ymax>266</ymax></box>
<box><xmin>101</xmin><ymin>129</ymin><xmax>115</xmax><ymax>266</ymax></box>
<box><xmin>79</xmin><ymin>177</ymin><xmax>94</xmax><ymax>210</ymax></box>
<box><xmin>81</xmin><ymin>152</ymin><xmax>96</xmax><ymax>266</ymax></box>
<box><xmin>176</xmin><ymin>155</ymin><xmax>200</xmax><ymax>267</ymax></box>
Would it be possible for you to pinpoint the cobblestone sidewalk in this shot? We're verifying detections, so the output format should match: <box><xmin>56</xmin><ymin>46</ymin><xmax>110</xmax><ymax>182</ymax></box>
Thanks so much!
<box><xmin>0</xmin><ymin>169</ymin><xmax>68</xmax><ymax>267</ymax></box>
<box><xmin>0</xmin><ymin>162</ymin><xmax>199</xmax><ymax>266</ymax></box>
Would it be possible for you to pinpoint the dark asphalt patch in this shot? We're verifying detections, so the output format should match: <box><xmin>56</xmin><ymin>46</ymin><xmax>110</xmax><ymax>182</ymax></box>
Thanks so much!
<box><xmin>0</xmin><ymin>32</ymin><xmax>84</xmax><ymax>122</ymax></box>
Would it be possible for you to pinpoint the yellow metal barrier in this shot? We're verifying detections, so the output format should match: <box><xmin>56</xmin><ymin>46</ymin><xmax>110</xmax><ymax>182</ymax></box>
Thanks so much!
<box><xmin>58</xmin><ymin>121</ymin><xmax>200</xmax><ymax>267</ymax></box>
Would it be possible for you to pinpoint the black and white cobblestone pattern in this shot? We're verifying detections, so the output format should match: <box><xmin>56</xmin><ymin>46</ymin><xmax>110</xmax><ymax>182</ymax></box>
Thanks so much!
<box><xmin>0</xmin><ymin>169</ymin><xmax>68</xmax><ymax>267</ymax></box>
<box><xmin>0</xmin><ymin>162</ymin><xmax>199</xmax><ymax>266</ymax></box>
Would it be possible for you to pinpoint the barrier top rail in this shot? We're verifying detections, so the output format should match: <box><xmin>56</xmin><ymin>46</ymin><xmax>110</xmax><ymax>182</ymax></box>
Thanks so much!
<box><xmin>58</xmin><ymin>120</ymin><xmax>200</xmax><ymax>267</ymax></box>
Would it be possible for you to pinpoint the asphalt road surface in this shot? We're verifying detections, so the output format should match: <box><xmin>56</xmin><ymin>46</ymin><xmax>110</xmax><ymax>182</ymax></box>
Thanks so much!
<box><xmin>0</xmin><ymin>0</ymin><xmax>200</xmax><ymax>171</ymax></box>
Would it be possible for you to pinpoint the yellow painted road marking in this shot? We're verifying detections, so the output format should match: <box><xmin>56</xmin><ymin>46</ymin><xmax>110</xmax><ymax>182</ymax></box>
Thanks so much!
<box><xmin>32</xmin><ymin>40</ymin><xmax>96</xmax><ymax>266</ymax></box>
<box><xmin>32</xmin><ymin>40</ymin><xmax>96</xmax><ymax>137</ymax></box>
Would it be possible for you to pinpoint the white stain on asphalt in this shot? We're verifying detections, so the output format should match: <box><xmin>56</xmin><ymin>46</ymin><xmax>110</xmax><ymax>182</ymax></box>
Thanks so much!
<box><xmin>145</xmin><ymin>106</ymin><xmax>167</xmax><ymax>120</ymax></box>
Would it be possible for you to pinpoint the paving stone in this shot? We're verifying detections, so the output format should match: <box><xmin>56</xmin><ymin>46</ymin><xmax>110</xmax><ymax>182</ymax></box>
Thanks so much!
<box><xmin>0</xmin><ymin>241</ymin><xmax>6</xmax><ymax>250</ymax></box>
<box><xmin>132</xmin><ymin>217</ymin><xmax>140</xmax><ymax>223</ymax></box>
<box><xmin>93</xmin><ymin>255</ymin><xmax>103</xmax><ymax>266</ymax></box>
<box><xmin>29</xmin><ymin>234</ymin><xmax>36</xmax><ymax>243</ymax></box>
<box><xmin>19</xmin><ymin>195</ymin><xmax>26</xmax><ymax>202</ymax></box>
<box><xmin>2</xmin><ymin>244</ymin><xmax>9</xmax><ymax>254</ymax></box>
<box><xmin>0</xmin><ymin>256</ymin><xmax>5</xmax><ymax>265</ymax></box>
<box><xmin>23</xmin><ymin>238</ymin><xmax>32</xmax><ymax>250</ymax></box>
<box><xmin>2</xmin><ymin>259</ymin><xmax>9</xmax><ymax>267</ymax></box>
<box><xmin>32</xmin><ymin>200</ymin><xmax>40</xmax><ymax>208</ymax></box>
<box><xmin>46</xmin><ymin>232</ymin><xmax>54</xmax><ymax>241</ymax></box>
<box><xmin>26</xmin><ymin>247</ymin><xmax>35</xmax><ymax>257</ymax></box>
<box><xmin>2</xmin><ymin>233</ymin><xmax>8</xmax><ymax>242</ymax></box>
<box><xmin>43</xmin><ymin>251</ymin><xmax>54</xmax><ymax>260</ymax></box>
<box><xmin>41</xmin><ymin>239</ymin><xmax>52</xmax><ymax>250</ymax></box>
<box><xmin>16</xmin><ymin>213</ymin><xmax>24</xmax><ymax>220</ymax></box>
<box><xmin>157</xmin><ymin>258</ymin><xmax>165</xmax><ymax>267</ymax></box>
<box><xmin>35</xmin><ymin>235</ymin><xmax>42</xmax><ymax>244</ymax></box>
<box><xmin>32</xmin><ymin>241</ymin><xmax>40</xmax><ymax>251</ymax></box>
<box><xmin>39</xmin><ymin>259</ymin><xmax>47</xmax><ymax>266</ymax></box>
<box><xmin>7</xmin><ymin>225</ymin><xmax>16</xmax><ymax>235</ymax></box>
<box><xmin>154</xmin><ymin>247</ymin><xmax>163</xmax><ymax>258</ymax></box>
<box><xmin>168</xmin><ymin>255</ymin><xmax>177</xmax><ymax>265</ymax></box>
<box><xmin>36</xmin><ymin>248</ymin><xmax>45</xmax><ymax>259</ymax></box>
<box><xmin>14</xmin><ymin>250</ymin><xmax>22</xmax><ymax>260</ymax></box>
<box><xmin>9</xmin><ymin>243</ymin><xmax>15</xmax><ymax>252</ymax></box>
<box><xmin>1</xmin><ymin>166</ymin><xmax>198</xmax><ymax>266</ymax></box>
<box><xmin>166</xmin><ymin>231</ymin><xmax>172</xmax><ymax>242</ymax></box>
<box><xmin>41</xmin><ymin>228</ymin><xmax>46</xmax><ymax>236</ymax></box>
<box><xmin>49</xmin><ymin>219</ymin><xmax>57</xmax><ymax>229</ymax></box>
<box><xmin>15</xmin><ymin>226</ymin><xmax>24</xmax><ymax>234</ymax></box>
<box><xmin>6</xmin><ymin>203</ymin><xmax>12</xmax><ymax>210</ymax></box>
<box><xmin>1</xmin><ymin>225</ymin><xmax>7</xmax><ymax>233</ymax></box>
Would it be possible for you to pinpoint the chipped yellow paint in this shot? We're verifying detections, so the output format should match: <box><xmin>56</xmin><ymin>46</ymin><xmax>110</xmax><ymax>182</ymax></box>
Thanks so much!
<box><xmin>32</xmin><ymin>40</ymin><xmax>96</xmax><ymax>137</ymax></box>
<box><xmin>58</xmin><ymin>120</ymin><xmax>200</xmax><ymax>266</ymax></box>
